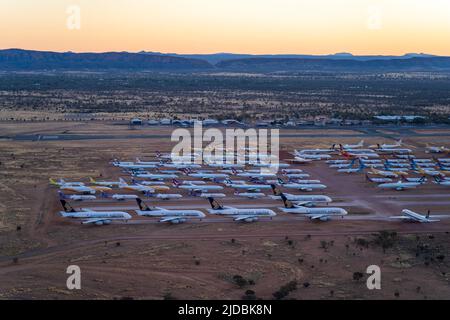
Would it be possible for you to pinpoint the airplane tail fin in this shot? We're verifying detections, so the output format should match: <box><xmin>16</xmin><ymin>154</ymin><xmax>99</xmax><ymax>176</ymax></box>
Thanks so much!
<box><xmin>58</xmin><ymin>191</ymin><xmax>67</xmax><ymax>199</ymax></box>
<box><xmin>119</xmin><ymin>178</ymin><xmax>127</xmax><ymax>185</ymax></box>
<box><xmin>156</xmin><ymin>151</ymin><xmax>161</xmax><ymax>158</ymax></box>
<box><xmin>419</xmin><ymin>176</ymin><xmax>426</xmax><ymax>183</ymax></box>
<box><xmin>172</xmin><ymin>178</ymin><xmax>181</xmax><ymax>187</ymax></box>
<box><xmin>270</xmin><ymin>184</ymin><xmax>282</xmax><ymax>196</ymax></box>
<box><xmin>426</xmin><ymin>210</ymin><xmax>430</xmax><ymax>219</ymax></box>
<box><xmin>280</xmin><ymin>194</ymin><xmax>294</xmax><ymax>209</ymax></box>
<box><xmin>49</xmin><ymin>178</ymin><xmax>58</xmax><ymax>186</ymax></box>
<box><xmin>231</xmin><ymin>168</ymin><xmax>237</xmax><ymax>175</ymax></box>
<box><xmin>89</xmin><ymin>177</ymin><xmax>96</xmax><ymax>184</ymax></box>
<box><xmin>277</xmin><ymin>177</ymin><xmax>284</xmax><ymax>185</ymax></box>
<box><xmin>358</xmin><ymin>140</ymin><xmax>364</xmax><ymax>147</ymax></box>
<box><xmin>208</xmin><ymin>197</ymin><xmax>223</xmax><ymax>210</ymax></box>
<box><xmin>365</xmin><ymin>174</ymin><xmax>372</xmax><ymax>182</ymax></box>
<box><xmin>60</xmin><ymin>199</ymin><xmax>76</xmax><ymax>213</ymax></box>
<box><xmin>136</xmin><ymin>198</ymin><xmax>151</xmax><ymax>211</ymax></box>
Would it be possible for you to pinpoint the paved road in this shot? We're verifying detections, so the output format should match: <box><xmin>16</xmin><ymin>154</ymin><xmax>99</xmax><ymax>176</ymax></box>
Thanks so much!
<box><xmin>2</xmin><ymin>125</ymin><xmax>450</xmax><ymax>141</ymax></box>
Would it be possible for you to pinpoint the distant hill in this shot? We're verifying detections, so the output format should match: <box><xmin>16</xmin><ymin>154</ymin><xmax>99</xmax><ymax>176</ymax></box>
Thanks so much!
<box><xmin>140</xmin><ymin>51</ymin><xmax>441</xmax><ymax>64</ymax></box>
<box><xmin>1</xmin><ymin>49</ymin><xmax>449</xmax><ymax>72</ymax></box>
<box><xmin>215</xmin><ymin>57</ymin><xmax>450</xmax><ymax>72</ymax></box>
<box><xmin>0</xmin><ymin>49</ymin><xmax>213</xmax><ymax>71</ymax></box>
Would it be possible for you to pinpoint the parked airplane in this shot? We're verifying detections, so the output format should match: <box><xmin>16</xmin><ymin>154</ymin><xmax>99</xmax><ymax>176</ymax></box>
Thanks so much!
<box><xmin>425</xmin><ymin>144</ymin><xmax>450</xmax><ymax>154</ymax></box>
<box><xmin>377</xmin><ymin>178</ymin><xmax>424</xmax><ymax>191</ymax></box>
<box><xmin>207</xmin><ymin>197</ymin><xmax>276</xmax><ymax>222</ymax></box>
<box><xmin>89</xmin><ymin>177</ymin><xmax>121</xmax><ymax>187</ymax></box>
<box><xmin>277</xmin><ymin>178</ymin><xmax>327</xmax><ymax>191</ymax></box>
<box><xmin>368</xmin><ymin>168</ymin><xmax>407</xmax><ymax>178</ymax></box>
<box><xmin>376</xmin><ymin>148</ymin><xmax>412</xmax><ymax>154</ymax></box>
<box><xmin>337</xmin><ymin>162</ymin><xmax>365</xmax><ymax>173</ymax></box>
<box><xmin>53</xmin><ymin>181</ymin><xmax>111</xmax><ymax>195</ymax></box>
<box><xmin>119</xmin><ymin>178</ymin><xmax>156</xmax><ymax>193</ymax></box>
<box><xmin>133</xmin><ymin>172</ymin><xmax>179</xmax><ymax>180</ymax></box>
<box><xmin>224</xmin><ymin>179</ymin><xmax>272</xmax><ymax>192</ymax></box>
<box><xmin>370</xmin><ymin>140</ymin><xmax>402</xmax><ymax>149</ymax></box>
<box><xmin>390</xmin><ymin>209</ymin><xmax>440</xmax><ymax>223</ymax></box>
<box><xmin>279</xmin><ymin>194</ymin><xmax>347</xmax><ymax>221</ymax></box>
<box><xmin>187</xmin><ymin>171</ymin><xmax>229</xmax><ymax>180</ymax></box>
<box><xmin>59</xmin><ymin>200</ymin><xmax>131</xmax><ymax>225</ymax></box>
<box><xmin>433</xmin><ymin>176</ymin><xmax>450</xmax><ymax>186</ymax></box>
<box><xmin>111</xmin><ymin>194</ymin><xmax>139</xmax><ymax>201</ymax></box>
<box><xmin>151</xmin><ymin>193</ymin><xmax>183</xmax><ymax>200</ymax></box>
<box><xmin>172</xmin><ymin>179</ymin><xmax>223</xmax><ymax>192</ymax></box>
<box><xmin>134</xmin><ymin>198</ymin><xmax>205</xmax><ymax>224</ymax></box>
<box><xmin>190</xmin><ymin>190</ymin><xmax>226</xmax><ymax>198</ymax></box>
<box><xmin>340</xmin><ymin>140</ymin><xmax>364</xmax><ymax>149</ymax></box>
<box><xmin>234</xmin><ymin>192</ymin><xmax>266</xmax><ymax>199</ymax></box>
<box><xmin>58</xmin><ymin>191</ymin><xmax>96</xmax><ymax>201</ymax></box>
<box><xmin>49</xmin><ymin>178</ymin><xmax>84</xmax><ymax>187</ymax></box>
<box><xmin>365</xmin><ymin>175</ymin><xmax>393</xmax><ymax>184</ymax></box>
<box><xmin>270</xmin><ymin>185</ymin><xmax>332</xmax><ymax>205</ymax></box>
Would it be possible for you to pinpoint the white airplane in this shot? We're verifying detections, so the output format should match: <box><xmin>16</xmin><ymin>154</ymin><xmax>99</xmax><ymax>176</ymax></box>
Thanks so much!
<box><xmin>119</xmin><ymin>178</ymin><xmax>156</xmax><ymax>194</ymax></box>
<box><xmin>390</xmin><ymin>209</ymin><xmax>440</xmax><ymax>223</ymax></box>
<box><xmin>293</xmin><ymin>152</ymin><xmax>332</xmax><ymax>160</ymax></box>
<box><xmin>377</xmin><ymin>179</ymin><xmax>424</xmax><ymax>191</ymax></box>
<box><xmin>433</xmin><ymin>176</ymin><xmax>450</xmax><ymax>186</ymax></box>
<box><xmin>234</xmin><ymin>170</ymin><xmax>277</xmax><ymax>179</ymax></box>
<box><xmin>279</xmin><ymin>194</ymin><xmax>347</xmax><ymax>221</ymax></box>
<box><xmin>365</xmin><ymin>175</ymin><xmax>393</xmax><ymax>184</ymax></box>
<box><xmin>269</xmin><ymin>185</ymin><xmax>332</xmax><ymax>205</ymax></box>
<box><xmin>190</xmin><ymin>190</ymin><xmax>226</xmax><ymax>198</ymax></box>
<box><xmin>49</xmin><ymin>178</ymin><xmax>84</xmax><ymax>187</ymax></box>
<box><xmin>224</xmin><ymin>179</ymin><xmax>272</xmax><ymax>192</ymax></box>
<box><xmin>289</xmin><ymin>157</ymin><xmax>313</xmax><ymax>164</ymax></box>
<box><xmin>284</xmin><ymin>173</ymin><xmax>311</xmax><ymax>179</ymax></box>
<box><xmin>286</xmin><ymin>179</ymin><xmax>322</xmax><ymax>184</ymax></box>
<box><xmin>370</xmin><ymin>140</ymin><xmax>402</xmax><ymax>149</ymax></box>
<box><xmin>58</xmin><ymin>191</ymin><xmax>96</xmax><ymax>201</ymax></box>
<box><xmin>376</xmin><ymin>148</ymin><xmax>412</xmax><ymax>154</ymax></box>
<box><xmin>133</xmin><ymin>172</ymin><xmax>179</xmax><ymax>180</ymax></box>
<box><xmin>206</xmin><ymin>163</ymin><xmax>245</xmax><ymax>169</ymax></box>
<box><xmin>160</xmin><ymin>162</ymin><xmax>202</xmax><ymax>169</ymax></box>
<box><xmin>59</xmin><ymin>200</ymin><xmax>131</xmax><ymax>225</ymax></box>
<box><xmin>282</xmin><ymin>169</ymin><xmax>304</xmax><ymax>174</ymax></box>
<box><xmin>277</xmin><ymin>178</ymin><xmax>327</xmax><ymax>192</ymax></box>
<box><xmin>56</xmin><ymin>183</ymin><xmax>111</xmax><ymax>195</ymax></box>
<box><xmin>172</xmin><ymin>179</ymin><xmax>223</xmax><ymax>192</ymax></box>
<box><xmin>207</xmin><ymin>197</ymin><xmax>276</xmax><ymax>222</ymax></box>
<box><xmin>368</xmin><ymin>168</ymin><xmax>407</xmax><ymax>178</ymax></box>
<box><xmin>341</xmin><ymin>140</ymin><xmax>364</xmax><ymax>149</ymax></box>
<box><xmin>111</xmin><ymin>194</ymin><xmax>139</xmax><ymax>201</ymax></box>
<box><xmin>149</xmin><ymin>193</ymin><xmax>183</xmax><ymax>200</ymax></box>
<box><xmin>427</xmin><ymin>145</ymin><xmax>450</xmax><ymax>154</ymax></box>
<box><xmin>114</xmin><ymin>162</ymin><xmax>159</xmax><ymax>170</ymax></box>
<box><xmin>234</xmin><ymin>192</ymin><xmax>266</xmax><ymax>199</ymax></box>
<box><xmin>187</xmin><ymin>172</ymin><xmax>229</xmax><ymax>180</ymax></box>
<box><xmin>89</xmin><ymin>177</ymin><xmax>121</xmax><ymax>187</ymax></box>
<box><xmin>134</xmin><ymin>198</ymin><xmax>204</xmax><ymax>224</ymax></box>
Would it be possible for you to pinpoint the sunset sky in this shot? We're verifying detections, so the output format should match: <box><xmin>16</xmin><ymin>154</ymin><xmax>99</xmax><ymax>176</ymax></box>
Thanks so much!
<box><xmin>1</xmin><ymin>0</ymin><xmax>450</xmax><ymax>55</ymax></box>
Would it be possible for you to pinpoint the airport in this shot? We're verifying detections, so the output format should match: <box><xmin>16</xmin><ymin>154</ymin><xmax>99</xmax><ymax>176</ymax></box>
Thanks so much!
<box><xmin>1</xmin><ymin>121</ymin><xmax>450</xmax><ymax>300</ymax></box>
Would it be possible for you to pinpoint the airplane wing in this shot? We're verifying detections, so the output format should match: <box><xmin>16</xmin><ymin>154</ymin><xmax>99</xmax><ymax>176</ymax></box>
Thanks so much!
<box><xmin>81</xmin><ymin>218</ymin><xmax>118</xmax><ymax>224</ymax></box>
<box><xmin>233</xmin><ymin>215</ymin><xmax>258</xmax><ymax>221</ymax></box>
<box><xmin>159</xmin><ymin>216</ymin><xmax>184</xmax><ymax>223</ymax></box>
<box><xmin>307</xmin><ymin>214</ymin><xmax>330</xmax><ymax>220</ymax></box>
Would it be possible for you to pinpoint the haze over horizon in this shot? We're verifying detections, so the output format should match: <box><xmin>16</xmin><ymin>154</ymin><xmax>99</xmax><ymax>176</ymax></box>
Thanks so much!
<box><xmin>1</xmin><ymin>0</ymin><xmax>450</xmax><ymax>56</ymax></box>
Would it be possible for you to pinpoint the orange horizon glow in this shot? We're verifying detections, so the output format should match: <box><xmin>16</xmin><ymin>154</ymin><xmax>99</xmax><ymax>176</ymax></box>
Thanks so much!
<box><xmin>1</xmin><ymin>0</ymin><xmax>450</xmax><ymax>56</ymax></box>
